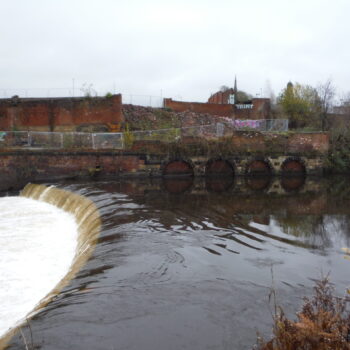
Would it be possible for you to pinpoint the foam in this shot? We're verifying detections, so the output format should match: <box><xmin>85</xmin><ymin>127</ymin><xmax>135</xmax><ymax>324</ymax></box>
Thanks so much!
<box><xmin>0</xmin><ymin>197</ymin><xmax>78</xmax><ymax>336</ymax></box>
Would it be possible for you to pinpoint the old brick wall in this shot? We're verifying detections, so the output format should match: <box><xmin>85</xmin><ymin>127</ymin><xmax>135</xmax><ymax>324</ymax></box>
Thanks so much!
<box><xmin>0</xmin><ymin>131</ymin><xmax>329</xmax><ymax>191</ymax></box>
<box><xmin>208</xmin><ymin>89</ymin><xmax>234</xmax><ymax>104</ymax></box>
<box><xmin>0</xmin><ymin>94</ymin><xmax>123</xmax><ymax>132</ymax></box>
<box><xmin>228</xmin><ymin>132</ymin><xmax>329</xmax><ymax>154</ymax></box>
<box><xmin>287</xmin><ymin>133</ymin><xmax>329</xmax><ymax>154</ymax></box>
<box><xmin>163</xmin><ymin>98</ymin><xmax>234</xmax><ymax>117</ymax></box>
<box><xmin>0</xmin><ymin>151</ymin><xmax>146</xmax><ymax>185</ymax></box>
<box><xmin>234</xmin><ymin>98</ymin><xmax>270</xmax><ymax>120</ymax></box>
<box><xmin>164</xmin><ymin>98</ymin><xmax>270</xmax><ymax>120</ymax></box>
<box><xmin>230</xmin><ymin>131</ymin><xmax>267</xmax><ymax>152</ymax></box>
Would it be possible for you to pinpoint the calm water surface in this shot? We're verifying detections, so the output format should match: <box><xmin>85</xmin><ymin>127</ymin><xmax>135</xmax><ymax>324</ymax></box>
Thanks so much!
<box><xmin>4</xmin><ymin>176</ymin><xmax>350</xmax><ymax>350</ymax></box>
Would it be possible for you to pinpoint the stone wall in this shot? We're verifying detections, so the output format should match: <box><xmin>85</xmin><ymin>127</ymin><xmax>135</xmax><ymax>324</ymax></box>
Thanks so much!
<box><xmin>0</xmin><ymin>94</ymin><xmax>123</xmax><ymax>132</ymax></box>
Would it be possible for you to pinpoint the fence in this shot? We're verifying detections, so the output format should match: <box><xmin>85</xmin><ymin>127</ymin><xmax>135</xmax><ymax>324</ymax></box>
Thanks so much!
<box><xmin>0</xmin><ymin>88</ymin><xmax>164</xmax><ymax>107</ymax></box>
<box><xmin>0</xmin><ymin>119</ymin><xmax>288</xmax><ymax>150</ymax></box>
<box><xmin>221</xmin><ymin>118</ymin><xmax>289</xmax><ymax>132</ymax></box>
<box><xmin>0</xmin><ymin>131</ymin><xmax>123</xmax><ymax>150</ymax></box>
<box><xmin>122</xmin><ymin>94</ymin><xmax>163</xmax><ymax>108</ymax></box>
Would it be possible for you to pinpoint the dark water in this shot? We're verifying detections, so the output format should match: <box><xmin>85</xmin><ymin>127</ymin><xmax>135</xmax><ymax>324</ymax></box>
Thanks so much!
<box><xmin>5</xmin><ymin>176</ymin><xmax>350</xmax><ymax>350</ymax></box>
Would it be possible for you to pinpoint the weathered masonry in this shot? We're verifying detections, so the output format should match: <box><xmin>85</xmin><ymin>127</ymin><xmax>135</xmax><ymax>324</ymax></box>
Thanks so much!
<box><xmin>0</xmin><ymin>94</ymin><xmax>123</xmax><ymax>132</ymax></box>
<box><xmin>0</xmin><ymin>131</ymin><xmax>329</xmax><ymax>190</ymax></box>
<box><xmin>163</xmin><ymin>97</ymin><xmax>270</xmax><ymax>120</ymax></box>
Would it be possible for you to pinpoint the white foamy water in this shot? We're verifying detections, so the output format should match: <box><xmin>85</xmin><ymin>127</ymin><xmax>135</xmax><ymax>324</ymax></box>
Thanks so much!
<box><xmin>0</xmin><ymin>196</ymin><xmax>78</xmax><ymax>337</ymax></box>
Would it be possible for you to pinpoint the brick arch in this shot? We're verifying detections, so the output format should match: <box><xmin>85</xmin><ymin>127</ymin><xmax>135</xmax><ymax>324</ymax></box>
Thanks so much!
<box><xmin>281</xmin><ymin>157</ymin><xmax>306</xmax><ymax>176</ymax></box>
<box><xmin>205</xmin><ymin>158</ymin><xmax>235</xmax><ymax>176</ymax></box>
<box><xmin>245</xmin><ymin>157</ymin><xmax>273</xmax><ymax>176</ymax></box>
<box><xmin>162</xmin><ymin>159</ymin><xmax>194</xmax><ymax>177</ymax></box>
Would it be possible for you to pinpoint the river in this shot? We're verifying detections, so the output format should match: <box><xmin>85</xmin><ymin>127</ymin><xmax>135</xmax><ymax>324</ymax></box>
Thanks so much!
<box><xmin>2</xmin><ymin>176</ymin><xmax>350</xmax><ymax>350</ymax></box>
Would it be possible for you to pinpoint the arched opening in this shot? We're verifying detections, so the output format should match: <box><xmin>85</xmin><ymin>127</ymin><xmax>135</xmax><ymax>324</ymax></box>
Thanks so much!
<box><xmin>205</xmin><ymin>159</ymin><xmax>234</xmax><ymax>177</ymax></box>
<box><xmin>281</xmin><ymin>158</ymin><xmax>306</xmax><ymax>176</ymax></box>
<box><xmin>246</xmin><ymin>159</ymin><xmax>272</xmax><ymax>176</ymax></box>
<box><xmin>163</xmin><ymin>160</ymin><xmax>194</xmax><ymax>177</ymax></box>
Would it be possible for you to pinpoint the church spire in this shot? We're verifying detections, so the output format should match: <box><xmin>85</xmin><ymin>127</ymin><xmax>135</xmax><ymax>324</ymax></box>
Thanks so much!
<box><xmin>234</xmin><ymin>75</ymin><xmax>237</xmax><ymax>95</ymax></box>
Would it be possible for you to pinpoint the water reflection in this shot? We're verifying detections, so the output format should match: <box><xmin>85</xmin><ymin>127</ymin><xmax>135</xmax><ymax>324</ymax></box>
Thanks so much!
<box><xmin>281</xmin><ymin>176</ymin><xmax>305</xmax><ymax>192</ymax></box>
<box><xmin>205</xmin><ymin>177</ymin><xmax>234</xmax><ymax>192</ymax></box>
<box><xmin>163</xmin><ymin>178</ymin><xmax>193</xmax><ymax>194</ymax></box>
<box><xmin>5</xmin><ymin>176</ymin><xmax>350</xmax><ymax>350</ymax></box>
<box><xmin>245</xmin><ymin>176</ymin><xmax>271</xmax><ymax>191</ymax></box>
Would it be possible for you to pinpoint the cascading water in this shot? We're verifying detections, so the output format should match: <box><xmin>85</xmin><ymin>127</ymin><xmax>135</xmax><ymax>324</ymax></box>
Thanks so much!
<box><xmin>0</xmin><ymin>184</ymin><xmax>100</xmax><ymax>349</ymax></box>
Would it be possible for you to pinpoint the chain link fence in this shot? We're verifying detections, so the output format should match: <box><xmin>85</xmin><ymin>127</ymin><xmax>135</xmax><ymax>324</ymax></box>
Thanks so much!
<box><xmin>221</xmin><ymin>119</ymin><xmax>289</xmax><ymax>132</ymax></box>
<box><xmin>0</xmin><ymin>88</ymin><xmax>164</xmax><ymax>107</ymax></box>
<box><xmin>122</xmin><ymin>94</ymin><xmax>163</xmax><ymax>108</ymax></box>
<box><xmin>0</xmin><ymin>131</ymin><xmax>123</xmax><ymax>149</ymax></box>
<box><xmin>0</xmin><ymin>119</ymin><xmax>289</xmax><ymax>150</ymax></box>
<box><xmin>91</xmin><ymin>133</ymin><xmax>124</xmax><ymax>149</ymax></box>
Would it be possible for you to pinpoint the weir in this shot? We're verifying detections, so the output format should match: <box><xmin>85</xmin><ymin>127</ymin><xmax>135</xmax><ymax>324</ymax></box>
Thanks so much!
<box><xmin>0</xmin><ymin>184</ymin><xmax>101</xmax><ymax>350</ymax></box>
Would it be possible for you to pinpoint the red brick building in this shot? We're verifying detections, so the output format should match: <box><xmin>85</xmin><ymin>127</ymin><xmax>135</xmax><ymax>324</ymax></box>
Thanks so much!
<box><xmin>208</xmin><ymin>88</ymin><xmax>235</xmax><ymax>104</ymax></box>
<box><xmin>164</xmin><ymin>77</ymin><xmax>271</xmax><ymax>120</ymax></box>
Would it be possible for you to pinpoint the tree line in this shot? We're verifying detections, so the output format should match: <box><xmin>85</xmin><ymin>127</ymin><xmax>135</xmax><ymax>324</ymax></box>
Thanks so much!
<box><xmin>221</xmin><ymin>80</ymin><xmax>350</xmax><ymax>131</ymax></box>
<box><xmin>274</xmin><ymin>79</ymin><xmax>337</xmax><ymax>131</ymax></box>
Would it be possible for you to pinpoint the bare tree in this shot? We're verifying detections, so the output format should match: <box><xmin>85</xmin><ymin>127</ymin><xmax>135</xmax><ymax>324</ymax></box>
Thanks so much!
<box><xmin>317</xmin><ymin>79</ymin><xmax>335</xmax><ymax>131</ymax></box>
<box><xmin>338</xmin><ymin>92</ymin><xmax>350</xmax><ymax>116</ymax></box>
<box><xmin>220</xmin><ymin>85</ymin><xmax>230</xmax><ymax>92</ymax></box>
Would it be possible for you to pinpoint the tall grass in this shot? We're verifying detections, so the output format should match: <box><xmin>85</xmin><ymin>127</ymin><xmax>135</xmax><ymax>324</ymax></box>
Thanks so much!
<box><xmin>256</xmin><ymin>277</ymin><xmax>350</xmax><ymax>350</ymax></box>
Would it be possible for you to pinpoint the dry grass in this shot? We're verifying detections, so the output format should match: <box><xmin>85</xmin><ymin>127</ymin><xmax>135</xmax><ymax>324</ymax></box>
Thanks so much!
<box><xmin>256</xmin><ymin>277</ymin><xmax>350</xmax><ymax>350</ymax></box>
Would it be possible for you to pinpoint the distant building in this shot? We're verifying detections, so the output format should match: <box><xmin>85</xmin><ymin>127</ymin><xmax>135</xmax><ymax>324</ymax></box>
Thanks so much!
<box><xmin>207</xmin><ymin>77</ymin><xmax>271</xmax><ymax>120</ymax></box>
<box><xmin>208</xmin><ymin>88</ymin><xmax>236</xmax><ymax>105</ymax></box>
<box><xmin>164</xmin><ymin>77</ymin><xmax>271</xmax><ymax>120</ymax></box>
<box><xmin>333</xmin><ymin>104</ymin><xmax>350</xmax><ymax>115</ymax></box>
<box><xmin>208</xmin><ymin>77</ymin><xmax>238</xmax><ymax>105</ymax></box>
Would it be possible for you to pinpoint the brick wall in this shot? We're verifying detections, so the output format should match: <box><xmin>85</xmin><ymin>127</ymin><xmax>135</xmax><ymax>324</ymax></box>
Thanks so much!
<box><xmin>208</xmin><ymin>89</ymin><xmax>234</xmax><ymax>104</ymax></box>
<box><xmin>229</xmin><ymin>131</ymin><xmax>329</xmax><ymax>154</ymax></box>
<box><xmin>234</xmin><ymin>98</ymin><xmax>270</xmax><ymax>120</ymax></box>
<box><xmin>163</xmin><ymin>98</ymin><xmax>234</xmax><ymax>117</ymax></box>
<box><xmin>0</xmin><ymin>94</ymin><xmax>123</xmax><ymax>132</ymax></box>
<box><xmin>0</xmin><ymin>151</ymin><xmax>145</xmax><ymax>184</ymax></box>
<box><xmin>0</xmin><ymin>132</ymin><xmax>328</xmax><ymax>191</ymax></box>
<box><xmin>164</xmin><ymin>98</ymin><xmax>270</xmax><ymax>120</ymax></box>
<box><xmin>287</xmin><ymin>133</ymin><xmax>329</xmax><ymax>154</ymax></box>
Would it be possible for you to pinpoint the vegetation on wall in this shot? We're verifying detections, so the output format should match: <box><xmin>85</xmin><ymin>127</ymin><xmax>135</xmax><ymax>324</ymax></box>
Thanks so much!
<box><xmin>326</xmin><ymin>128</ymin><xmax>350</xmax><ymax>173</ymax></box>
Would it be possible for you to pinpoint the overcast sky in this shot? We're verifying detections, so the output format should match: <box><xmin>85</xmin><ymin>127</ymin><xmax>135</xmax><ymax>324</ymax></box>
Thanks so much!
<box><xmin>1</xmin><ymin>0</ymin><xmax>349</xmax><ymax>103</ymax></box>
